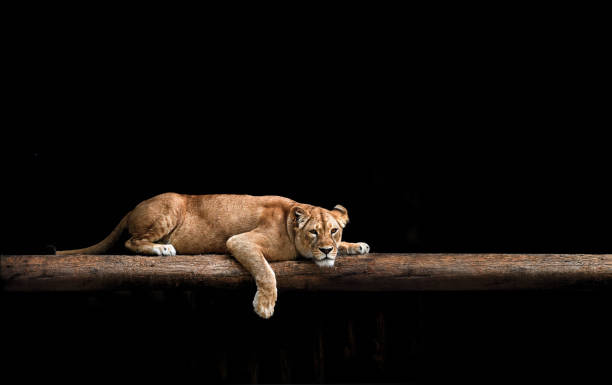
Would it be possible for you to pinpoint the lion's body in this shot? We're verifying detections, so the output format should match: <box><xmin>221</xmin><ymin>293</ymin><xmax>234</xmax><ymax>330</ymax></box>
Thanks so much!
<box><xmin>130</xmin><ymin>193</ymin><xmax>298</xmax><ymax>258</ymax></box>
<box><xmin>57</xmin><ymin>193</ymin><xmax>370</xmax><ymax>318</ymax></box>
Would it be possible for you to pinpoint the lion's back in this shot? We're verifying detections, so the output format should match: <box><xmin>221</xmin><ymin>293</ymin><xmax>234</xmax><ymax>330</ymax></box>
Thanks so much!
<box><xmin>171</xmin><ymin>194</ymin><xmax>295</xmax><ymax>253</ymax></box>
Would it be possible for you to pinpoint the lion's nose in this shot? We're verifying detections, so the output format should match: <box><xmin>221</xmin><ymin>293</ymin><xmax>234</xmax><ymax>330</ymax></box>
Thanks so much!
<box><xmin>319</xmin><ymin>247</ymin><xmax>333</xmax><ymax>255</ymax></box>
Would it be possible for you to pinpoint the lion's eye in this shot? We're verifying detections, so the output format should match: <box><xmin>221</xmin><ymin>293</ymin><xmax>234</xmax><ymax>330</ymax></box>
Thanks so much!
<box><xmin>309</xmin><ymin>230</ymin><xmax>318</xmax><ymax>236</ymax></box>
<box><xmin>331</xmin><ymin>228</ymin><xmax>338</xmax><ymax>234</ymax></box>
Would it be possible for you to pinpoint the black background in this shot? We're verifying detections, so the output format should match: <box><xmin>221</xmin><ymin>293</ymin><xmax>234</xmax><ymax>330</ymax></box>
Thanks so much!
<box><xmin>2</xmin><ymin>10</ymin><xmax>611</xmax><ymax>384</ymax></box>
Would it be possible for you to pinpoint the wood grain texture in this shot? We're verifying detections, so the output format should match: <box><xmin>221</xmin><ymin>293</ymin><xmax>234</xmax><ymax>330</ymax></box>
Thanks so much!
<box><xmin>2</xmin><ymin>253</ymin><xmax>611</xmax><ymax>292</ymax></box>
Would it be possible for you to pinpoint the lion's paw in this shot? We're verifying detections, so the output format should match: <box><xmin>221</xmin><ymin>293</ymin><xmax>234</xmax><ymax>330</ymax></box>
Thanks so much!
<box><xmin>356</xmin><ymin>242</ymin><xmax>370</xmax><ymax>254</ymax></box>
<box><xmin>253</xmin><ymin>288</ymin><xmax>277</xmax><ymax>319</ymax></box>
<box><xmin>151</xmin><ymin>244</ymin><xmax>176</xmax><ymax>256</ymax></box>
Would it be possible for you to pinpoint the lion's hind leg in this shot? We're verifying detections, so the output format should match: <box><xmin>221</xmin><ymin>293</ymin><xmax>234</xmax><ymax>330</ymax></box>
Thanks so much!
<box><xmin>125</xmin><ymin>214</ymin><xmax>178</xmax><ymax>255</ymax></box>
<box><xmin>125</xmin><ymin>237</ymin><xmax>177</xmax><ymax>256</ymax></box>
<box><xmin>124</xmin><ymin>195</ymin><xmax>182</xmax><ymax>256</ymax></box>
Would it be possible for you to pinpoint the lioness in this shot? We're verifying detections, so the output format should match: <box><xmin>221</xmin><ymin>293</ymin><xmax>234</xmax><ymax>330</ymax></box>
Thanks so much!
<box><xmin>57</xmin><ymin>193</ymin><xmax>370</xmax><ymax>318</ymax></box>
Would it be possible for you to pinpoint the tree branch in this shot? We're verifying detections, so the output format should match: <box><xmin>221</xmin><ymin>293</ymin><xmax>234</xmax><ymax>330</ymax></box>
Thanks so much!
<box><xmin>2</xmin><ymin>253</ymin><xmax>611</xmax><ymax>292</ymax></box>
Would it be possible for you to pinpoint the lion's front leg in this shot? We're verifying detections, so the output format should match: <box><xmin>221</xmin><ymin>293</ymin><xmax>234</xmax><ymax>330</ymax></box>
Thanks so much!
<box><xmin>338</xmin><ymin>241</ymin><xmax>370</xmax><ymax>255</ymax></box>
<box><xmin>226</xmin><ymin>232</ymin><xmax>277</xmax><ymax>319</ymax></box>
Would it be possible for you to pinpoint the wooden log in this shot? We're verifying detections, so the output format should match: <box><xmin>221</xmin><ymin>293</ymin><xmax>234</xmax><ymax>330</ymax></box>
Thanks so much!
<box><xmin>1</xmin><ymin>253</ymin><xmax>611</xmax><ymax>292</ymax></box>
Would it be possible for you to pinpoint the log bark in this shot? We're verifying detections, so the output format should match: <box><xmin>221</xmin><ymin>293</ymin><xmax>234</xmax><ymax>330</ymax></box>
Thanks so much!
<box><xmin>1</xmin><ymin>253</ymin><xmax>611</xmax><ymax>292</ymax></box>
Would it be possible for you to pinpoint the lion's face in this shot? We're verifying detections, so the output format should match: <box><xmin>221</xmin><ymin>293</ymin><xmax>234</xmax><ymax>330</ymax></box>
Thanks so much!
<box><xmin>291</xmin><ymin>204</ymin><xmax>349</xmax><ymax>267</ymax></box>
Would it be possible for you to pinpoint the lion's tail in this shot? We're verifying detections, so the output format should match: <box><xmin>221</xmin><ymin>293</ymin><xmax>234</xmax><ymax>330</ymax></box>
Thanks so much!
<box><xmin>56</xmin><ymin>212</ymin><xmax>131</xmax><ymax>255</ymax></box>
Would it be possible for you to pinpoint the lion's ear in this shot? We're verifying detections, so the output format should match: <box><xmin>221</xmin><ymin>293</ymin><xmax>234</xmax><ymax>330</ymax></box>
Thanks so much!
<box><xmin>332</xmin><ymin>204</ymin><xmax>349</xmax><ymax>228</ymax></box>
<box><xmin>292</xmin><ymin>206</ymin><xmax>309</xmax><ymax>228</ymax></box>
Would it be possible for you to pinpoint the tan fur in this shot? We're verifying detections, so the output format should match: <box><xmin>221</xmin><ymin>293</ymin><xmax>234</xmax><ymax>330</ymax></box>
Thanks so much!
<box><xmin>57</xmin><ymin>193</ymin><xmax>370</xmax><ymax>318</ymax></box>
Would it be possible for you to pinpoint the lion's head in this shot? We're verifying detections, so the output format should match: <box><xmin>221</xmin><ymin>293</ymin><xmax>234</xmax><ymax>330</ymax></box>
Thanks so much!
<box><xmin>289</xmin><ymin>203</ymin><xmax>349</xmax><ymax>267</ymax></box>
